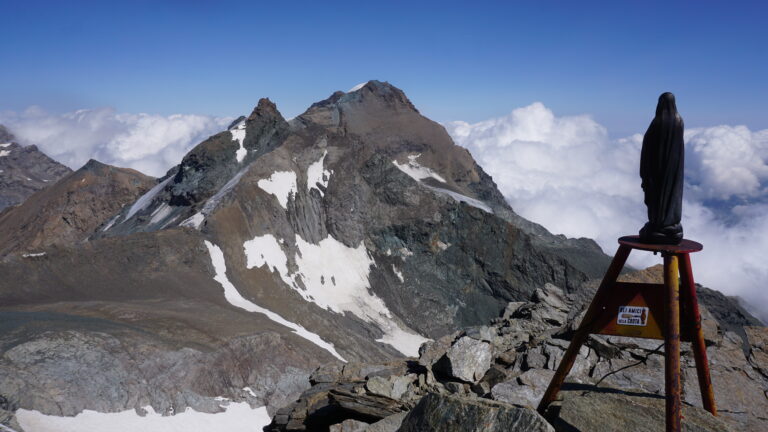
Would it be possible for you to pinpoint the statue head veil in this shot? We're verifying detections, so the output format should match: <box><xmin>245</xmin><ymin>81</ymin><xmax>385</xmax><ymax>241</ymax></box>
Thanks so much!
<box><xmin>655</xmin><ymin>92</ymin><xmax>678</xmax><ymax>117</ymax></box>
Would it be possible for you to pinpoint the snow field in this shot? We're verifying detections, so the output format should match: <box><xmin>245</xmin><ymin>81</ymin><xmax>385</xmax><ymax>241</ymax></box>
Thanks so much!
<box><xmin>392</xmin><ymin>154</ymin><xmax>447</xmax><ymax>183</ymax></box>
<box><xmin>205</xmin><ymin>240</ymin><xmax>345</xmax><ymax>361</ymax></box>
<box><xmin>180</xmin><ymin>212</ymin><xmax>205</xmax><ymax>229</ymax></box>
<box><xmin>257</xmin><ymin>171</ymin><xmax>297</xmax><ymax>209</ymax></box>
<box><xmin>348</xmin><ymin>82</ymin><xmax>369</xmax><ymax>92</ymax></box>
<box><xmin>243</xmin><ymin>234</ymin><xmax>429</xmax><ymax>356</ymax></box>
<box><xmin>229</xmin><ymin>119</ymin><xmax>247</xmax><ymax>163</ymax></box>
<box><xmin>426</xmin><ymin>186</ymin><xmax>493</xmax><ymax>213</ymax></box>
<box><xmin>15</xmin><ymin>402</ymin><xmax>271</xmax><ymax>432</ymax></box>
<box><xmin>306</xmin><ymin>150</ymin><xmax>332</xmax><ymax>196</ymax></box>
<box><xmin>125</xmin><ymin>176</ymin><xmax>174</xmax><ymax>221</ymax></box>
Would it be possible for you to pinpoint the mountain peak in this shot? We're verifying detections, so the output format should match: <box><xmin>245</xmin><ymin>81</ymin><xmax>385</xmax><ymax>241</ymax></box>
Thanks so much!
<box><xmin>248</xmin><ymin>98</ymin><xmax>284</xmax><ymax>123</ymax></box>
<box><xmin>0</xmin><ymin>124</ymin><xmax>15</xmax><ymax>143</ymax></box>
<box><xmin>299</xmin><ymin>80</ymin><xmax>419</xmax><ymax>130</ymax></box>
<box><xmin>344</xmin><ymin>80</ymin><xmax>418</xmax><ymax>112</ymax></box>
<box><xmin>0</xmin><ymin>134</ymin><xmax>72</xmax><ymax>211</ymax></box>
<box><xmin>80</xmin><ymin>158</ymin><xmax>108</xmax><ymax>171</ymax></box>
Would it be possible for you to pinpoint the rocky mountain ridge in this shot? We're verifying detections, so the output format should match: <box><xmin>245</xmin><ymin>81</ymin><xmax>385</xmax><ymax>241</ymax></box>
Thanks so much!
<box><xmin>0</xmin><ymin>159</ymin><xmax>155</xmax><ymax>258</ymax></box>
<box><xmin>0</xmin><ymin>125</ymin><xmax>72</xmax><ymax>211</ymax></box>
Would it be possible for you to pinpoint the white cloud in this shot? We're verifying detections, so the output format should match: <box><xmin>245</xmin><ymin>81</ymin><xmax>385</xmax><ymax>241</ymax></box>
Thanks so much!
<box><xmin>685</xmin><ymin>125</ymin><xmax>768</xmax><ymax>201</ymax></box>
<box><xmin>0</xmin><ymin>107</ymin><xmax>232</xmax><ymax>176</ymax></box>
<box><xmin>446</xmin><ymin>103</ymin><xmax>768</xmax><ymax>323</ymax></box>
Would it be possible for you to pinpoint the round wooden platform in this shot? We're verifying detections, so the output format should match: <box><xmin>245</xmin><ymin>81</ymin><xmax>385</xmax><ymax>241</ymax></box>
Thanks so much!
<box><xmin>618</xmin><ymin>235</ymin><xmax>703</xmax><ymax>254</ymax></box>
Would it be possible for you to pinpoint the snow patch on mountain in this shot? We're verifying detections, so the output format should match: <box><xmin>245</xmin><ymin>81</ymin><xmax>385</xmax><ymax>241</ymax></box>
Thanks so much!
<box><xmin>244</xmin><ymin>234</ymin><xmax>289</xmax><ymax>276</ymax></box>
<box><xmin>242</xmin><ymin>234</ymin><xmax>429</xmax><ymax>356</ymax></box>
<box><xmin>0</xmin><ymin>150</ymin><xmax>10</xmax><ymax>157</ymax></box>
<box><xmin>125</xmin><ymin>176</ymin><xmax>173</xmax><ymax>221</ymax></box>
<box><xmin>22</xmin><ymin>252</ymin><xmax>46</xmax><ymax>258</ymax></box>
<box><xmin>102</xmin><ymin>214</ymin><xmax>120</xmax><ymax>232</ymax></box>
<box><xmin>348</xmin><ymin>82</ymin><xmax>368</xmax><ymax>92</ymax></box>
<box><xmin>16</xmin><ymin>402</ymin><xmax>271</xmax><ymax>432</ymax></box>
<box><xmin>149</xmin><ymin>203</ymin><xmax>173</xmax><ymax>225</ymax></box>
<box><xmin>205</xmin><ymin>240</ymin><xmax>345</xmax><ymax>361</ymax></box>
<box><xmin>390</xmin><ymin>154</ymin><xmax>492</xmax><ymax>213</ymax></box>
<box><xmin>392</xmin><ymin>265</ymin><xmax>404</xmax><ymax>283</ymax></box>
<box><xmin>203</xmin><ymin>167</ymin><xmax>249</xmax><ymax>214</ymax></box>
<box><xmin>306</xmin><ymin>150</ymin><xmax>332</xmax><ymax>196</ymax></box>
<box><xmin>180</xmin><ymin>212</ymin><xmax>205</xmax><ymax>229</ymax></box>
<box><xmin>229</xmin><ymin>119</ymin><xmax>247</xmax><ymax>163</ymax></box>
<box><xmin>257</xmin><ymin>171</ymin><xmax>297</xmax><ymax>209</ymax></box>
<box><xmin>426</xmin><ymin>186</ymin><xmax>493</xmax><ymax>213</ymax></box>
<box><xmin>175</xmin><ymin>167</ymin><xmax>250</xmax><ymax>230</ymax></box>
<box><xmin>392</xmin><ymin>154</ymin><xmax>446</xmax><ymax>183</ymax></box>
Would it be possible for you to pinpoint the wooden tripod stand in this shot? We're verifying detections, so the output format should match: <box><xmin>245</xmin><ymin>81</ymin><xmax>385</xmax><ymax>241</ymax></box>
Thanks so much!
<box><xmin>537</xmin><ymin>235</ymin><xmax>717</xmax><ymax>432</ymax></box>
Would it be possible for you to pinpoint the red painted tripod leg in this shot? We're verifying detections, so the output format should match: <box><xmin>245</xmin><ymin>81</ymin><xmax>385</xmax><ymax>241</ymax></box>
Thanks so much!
<box><xmin>679</xmin><ymin>253</ymin><xmax>718</xmax><ymax>416</ymax></box>
<box><xmin>664</xmin><ymin>254</ymin><xmax>682</xmax><ymax>432</ymax></box>
<box><xmin>537</xmin><ymin>244</ymin><xmax>631</xmax><ymax>414</ymax></box>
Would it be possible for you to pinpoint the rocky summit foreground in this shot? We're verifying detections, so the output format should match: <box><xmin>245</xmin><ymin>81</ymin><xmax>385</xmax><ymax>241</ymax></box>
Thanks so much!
<box><xmin>266</xmin><ymin>281</ymin><xmax>766</xmax><ymax>432</ymax></box>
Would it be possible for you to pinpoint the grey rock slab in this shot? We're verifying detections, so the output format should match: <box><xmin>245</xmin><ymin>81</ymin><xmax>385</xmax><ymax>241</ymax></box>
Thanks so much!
<box><xmin>533</xmin><ymin>284</ymin><xmax>569</xmax><ymax>311</ymax></box>
<box><xmin>464</xmin><ymin>326</ymin><xmax>495</xmax><ymax>342</ymax></box>
<box><xmin>502</xmin><ymin>302</ymin><xmax>526</xmax><ymax>320</ymax></box>
<box><xmin>328</xmin><ymin>389</ymin><xmax>405</xmax><ymax>420</ymax></box>
<box><xmin>367</xmin><ymin>411</ymin><xmax>407</xmax><ymax>432</ymax></box>
<box><xmin>545</xmin><ymin>389</ymin><xmax>734</xmax><ymax>432</ymax></box>
<box><xmin>418</xmin><ymin>334</ymin><xmax>455</xmax><ymax>368</ymax></box>
<box><xmin>366</xmin><ymin>376</ymin><xmax>393</xmax><ymax>399</ymax></box>
<box><xmin>329</xmin><ymin>419</ymin><xmax>370</xmax><ymax>432</ymax></box>
<box><xmin>397</xmin><ymin>393</ymin><xmax>554</xmax><ymax>432</ymax></box>
<box><xmin>491</xmin><ymin>369</ymin><xmax>554</xmax><ymax>408</ymax></box>
<box><xmin>523</xmin><ymin>348</ymin><xmax>548</xmax><ymax>370</ymax></box>
<box><xmin>435</xmin><ymin>336</ymin><xmax>492</xmax><ymax>383</ymax></box>
<box><xmin>311</xmin><ymin>363</ymin><xmax>344</xmax><ymax>384</ymax></box>
<box><xmin>389</xmin><ymin>376</ymin><xmax>412</xmax><ymax>400</ymax></box>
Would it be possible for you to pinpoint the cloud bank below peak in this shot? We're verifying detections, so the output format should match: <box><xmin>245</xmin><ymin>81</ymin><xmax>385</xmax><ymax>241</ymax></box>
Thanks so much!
<box><xmin>446</xmin><ymin>103</ymin><xmax>768</xmax><ymax>323</ymax></box>
<box><xmin>0</xmin><ymin>107</ymin><xmax>232</xmax><ymax>177</ymax></box>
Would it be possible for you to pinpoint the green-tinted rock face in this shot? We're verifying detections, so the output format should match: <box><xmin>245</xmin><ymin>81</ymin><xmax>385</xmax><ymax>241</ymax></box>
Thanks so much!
<box><xmin>545</xmin><ymin>390</ymin><xmax>733</xmax><ymax>432</ymax></box>
<box><xmin>397</xmin><ymin>393</ymin><xmax>554</xmax><ymax>432</ymax></box>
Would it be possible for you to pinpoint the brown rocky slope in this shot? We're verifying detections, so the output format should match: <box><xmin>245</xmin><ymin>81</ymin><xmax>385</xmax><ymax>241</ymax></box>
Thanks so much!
<box><xmin>0</xmin><ymin>159</ymin><xmax>155</xmax><ymax>258</ymax></box>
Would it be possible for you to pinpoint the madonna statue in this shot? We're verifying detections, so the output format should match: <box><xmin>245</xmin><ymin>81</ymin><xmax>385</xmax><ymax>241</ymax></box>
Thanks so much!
<box><xmin>639</xmin><ymin>92</ymin><xmax>685</xmax><ymax>244</ymax></box>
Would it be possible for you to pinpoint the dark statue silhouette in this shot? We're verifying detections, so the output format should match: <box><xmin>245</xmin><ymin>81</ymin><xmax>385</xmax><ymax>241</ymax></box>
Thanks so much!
<box><xmin>639</xmin><ymin>92</ymin><xmax>685</xmax><ymax>244</ymax></box>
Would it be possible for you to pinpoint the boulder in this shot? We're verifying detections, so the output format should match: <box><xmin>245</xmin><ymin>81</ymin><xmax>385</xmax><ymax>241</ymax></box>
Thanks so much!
<box><xmin>545</xmin><ymin>389</ymin><xmax>734</xmax><ymax>432</ymax></box>
<box><xmin>491</xmin><ymin>369</ymin><xmax>555</xmax><ymax>408</ymax></box>
<box><xmin>389</xmin><ymin>376</ymin><xmax>413</xmax><ymax>400</ymax></box>
<box><xmin>329</xmin><ymin>419</ymin><xmax>370</xmax><ymax>432</ymax></box>
<box><xmin>366</xmin><ymin>376</ymin><xmax>393</xmax><ymax>398</ymax></box>
<box><xmin>397</xmin><ymin>393</ymin><xmax>554</xmax><ymax>432</ymax></box>
<box><xmin>367</xmin><ymin>411</ymin><xmax>407</xmax><ymax>432</ymax></box>
<box><xmin>418</xmin><ymin>334</ymin><xmax>456</xmax><ymax>368</ymax></box>
<box><xmin>434</xmin><ymin>337</ymin><xmax>492</xmax><ymax>383</ymax></box>
<box><xmin>328</xmin><ymin>389</ymin><xmax>405</xmax><ymax>420</ymax></box>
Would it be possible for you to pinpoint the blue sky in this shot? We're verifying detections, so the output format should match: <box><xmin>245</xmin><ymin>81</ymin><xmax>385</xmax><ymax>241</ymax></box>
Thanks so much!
<box><xmin>1</xmin><ymin>0</ymin><xmax>766</xmax><ymax>136</ymax></box>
